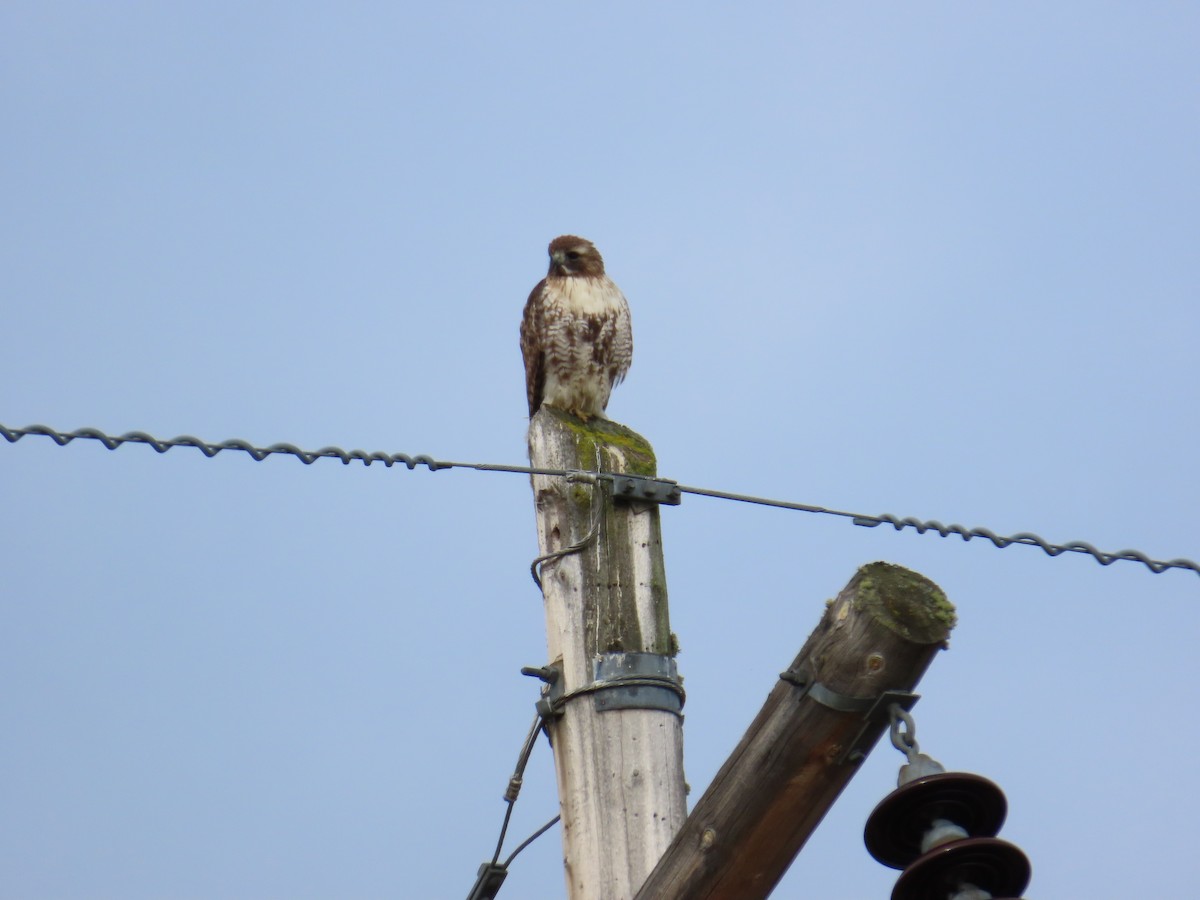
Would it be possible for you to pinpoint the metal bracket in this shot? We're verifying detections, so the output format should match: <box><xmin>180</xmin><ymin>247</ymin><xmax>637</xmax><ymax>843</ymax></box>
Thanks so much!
<box><xmin>524</xmin><ymin>654</ymin><xmax>685</xmax><ymax>719</ymax></box>
<box><xmin>780</xmin><ymin>667</ymin><xmax>877</xmax><ymax>711</ymax></box>
<box><xmin>592</xmin><ymin>652</ymin><xmax>684</xmax><ymax>715</ymax></box>
<box><xmin>610</xmin><ymin>474</ymin><xmax>682</xmax><ymax>506</ymax></box>
<box><xmin>521</xmin><ymin>664</ymin><xmax>564</xmax><ymax>720</ymax></box>
<box><xmin>779</xmin><ymin>668</ymin><xmax>919</xmax><ymax>765</ymax></box>
<box><xmin>809</xmin><ymin>679</ymin><xmax>878</xmax><ymax>714</ymax></box>
<box><xmin>841</xmin><ymin>690</ymin><xmax>920</xmax><ymax>765</ymax></box>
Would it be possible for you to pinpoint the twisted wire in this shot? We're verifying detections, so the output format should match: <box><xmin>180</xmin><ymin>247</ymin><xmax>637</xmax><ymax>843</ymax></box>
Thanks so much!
<box><xmin>0</xmin><ymin>423</ymin><xmax>448</xmax><ymax>470</ymax></box>
<box><xmin>4</xmin><ymin>422</ymin><xmax>1196</xmax><ymax>579</ymax></box>
<box><xmin>852</xmin><ymin>515</ymin><xmax>1198</xmax><ymax>576</ymax></box>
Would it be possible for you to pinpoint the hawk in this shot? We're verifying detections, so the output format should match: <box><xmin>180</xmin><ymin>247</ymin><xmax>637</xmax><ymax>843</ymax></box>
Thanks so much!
<box><xmin>520</xmin><ymin>235</ymin><xmax>633</xmax><ymax>421</ymax></box>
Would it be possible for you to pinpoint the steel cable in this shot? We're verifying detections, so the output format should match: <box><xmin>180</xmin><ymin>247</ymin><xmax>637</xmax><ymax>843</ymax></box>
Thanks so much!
<box><xmin>4</xmin><ymin>422</ymin><xmax>1195</xmax><ymax>579</ymax></box>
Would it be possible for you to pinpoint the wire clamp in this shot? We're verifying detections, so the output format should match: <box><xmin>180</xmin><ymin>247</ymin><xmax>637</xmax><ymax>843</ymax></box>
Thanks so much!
<box><xmin>610</xmin><ymin>474</ymin><xmax>682</xmax><ymax>506</ymax></box>
<box><xmin>466</xmin><ymin>862</ymin><xmax>508</xmax><ymax>900</ymax></box>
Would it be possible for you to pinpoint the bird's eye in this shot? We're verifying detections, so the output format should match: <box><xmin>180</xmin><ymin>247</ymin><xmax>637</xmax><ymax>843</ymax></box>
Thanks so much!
<box><xmin>566</xmin><ymin>250</ymin><xmax>581</xmax><ymax>260</ymax></box>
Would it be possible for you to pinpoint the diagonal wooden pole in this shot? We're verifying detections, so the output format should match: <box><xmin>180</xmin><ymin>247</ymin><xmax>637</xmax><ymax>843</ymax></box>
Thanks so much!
<box><xmin>634</xmin><ymin>562</ymin><xmax>955</xmax><ymax>900</ymax></box>
<box><xmin>527</xmin><ymin>407</ymin><xmax>687</xmax><ymax>900</ymax></box>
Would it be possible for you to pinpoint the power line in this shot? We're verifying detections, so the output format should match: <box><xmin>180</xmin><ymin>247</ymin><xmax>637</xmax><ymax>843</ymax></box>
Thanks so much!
<box><xmin>672</xmin><ymin>483</ymin><xmax>1200</xmax><ymax>577</ymax></box>
<box><xmin>2</xmin><ymin>422</ymin><xmax>1196</xmax><ymax>579</ymax></box>
<box><xmin>465</xmin><ymin>712</ymin><xmax>560</xmax><ymax>899</ymax></box>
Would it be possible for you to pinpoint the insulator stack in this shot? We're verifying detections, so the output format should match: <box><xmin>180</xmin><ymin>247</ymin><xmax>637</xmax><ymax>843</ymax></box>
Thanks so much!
<box><xmin>864</xmin><ymin>771</ymin><xmax>1031</xmax><ymax>900</ymax></box>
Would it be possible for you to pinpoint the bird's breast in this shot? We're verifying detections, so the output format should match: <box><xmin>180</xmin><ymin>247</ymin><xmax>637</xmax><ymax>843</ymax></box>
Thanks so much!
<box><xmin>549</xmin><ymin>276</ymin><xmax>627</xmax><ymax>315</ymax></box>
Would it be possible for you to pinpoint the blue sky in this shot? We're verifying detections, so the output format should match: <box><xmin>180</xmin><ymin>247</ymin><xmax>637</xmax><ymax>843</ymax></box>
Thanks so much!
<box><xmin>2</xmin><ymin>3</ymin><xmax>1197</xmax><ymax>898</ymax></box>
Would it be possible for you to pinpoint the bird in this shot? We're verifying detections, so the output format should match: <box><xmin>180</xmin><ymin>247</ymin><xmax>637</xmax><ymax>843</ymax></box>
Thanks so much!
<box><xmin>520</xmin><ymin>235</ymin><xmax>633</xmax><ymax>422</ymax></box>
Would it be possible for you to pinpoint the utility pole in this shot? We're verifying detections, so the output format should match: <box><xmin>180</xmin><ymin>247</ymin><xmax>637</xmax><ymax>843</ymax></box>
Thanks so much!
<box><xmin>634</xmin><ymin>562</ymin><xmax>954</xmax><ymax>900</ymax></box>
<box><xmin>527</xmin><ymin>407</ymin><xmax>687</xmax><ymax>900</ymax></box>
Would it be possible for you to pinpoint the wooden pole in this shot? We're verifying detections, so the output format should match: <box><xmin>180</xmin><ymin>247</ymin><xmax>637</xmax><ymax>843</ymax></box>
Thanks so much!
<box><xmin>527</xmin><ymin>407</ymin><xmax>687</xmax><ymax>900</ymax></box>
<box><xmin>634</xmin><ymin>562</ymin><xmax>955</xmax><ymax>900</ymax></box>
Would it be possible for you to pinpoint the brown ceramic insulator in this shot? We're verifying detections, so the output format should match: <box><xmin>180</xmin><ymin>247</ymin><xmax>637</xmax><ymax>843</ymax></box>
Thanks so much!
<box><xmin>891</xmin><ymin>836</ymin><xmax>1031</xmax><ymax>900</ymax></box>
<box><xmin>864</xmin><ymin>772</ymin><xmax>1008</xmax><ymax>869</ymax></box>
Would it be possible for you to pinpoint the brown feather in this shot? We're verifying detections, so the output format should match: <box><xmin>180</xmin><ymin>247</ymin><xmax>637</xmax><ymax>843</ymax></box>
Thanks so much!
<box><xmin>520</xmin><ymin>279</ymin><xmax>549</xmax><ymax>416</ymax></box>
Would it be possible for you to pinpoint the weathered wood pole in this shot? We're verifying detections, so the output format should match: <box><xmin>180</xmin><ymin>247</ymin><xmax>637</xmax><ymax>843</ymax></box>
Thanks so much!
<box><xmin>527</xmin><ymin>407</ymin><xmax>687</xmax><ymax>900</ymax></box>
<box><xmin>634</xmin><ymin>562</ymin><xmax>955</xmax><ymax>900</ymax></box>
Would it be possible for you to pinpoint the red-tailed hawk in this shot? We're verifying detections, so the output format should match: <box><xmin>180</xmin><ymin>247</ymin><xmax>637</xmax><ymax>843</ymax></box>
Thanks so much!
<box><xmin>520</xmin><ymin>235</ymin><xmax>633</xmax><ymax>421</ymax></box>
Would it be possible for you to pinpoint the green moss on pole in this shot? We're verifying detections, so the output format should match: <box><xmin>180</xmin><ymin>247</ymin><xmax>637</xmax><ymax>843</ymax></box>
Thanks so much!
<box><xmin>852</xmin><ymin>561</ymin><xmax>957</xmax><ymax>645</ymax></box>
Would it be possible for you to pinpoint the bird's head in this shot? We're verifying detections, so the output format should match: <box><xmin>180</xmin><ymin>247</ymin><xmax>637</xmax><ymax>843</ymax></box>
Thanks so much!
<box><xmin>547</xmin><ymin>235</ymin><xmax>605</xmax><ymax>277</ymax></box>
